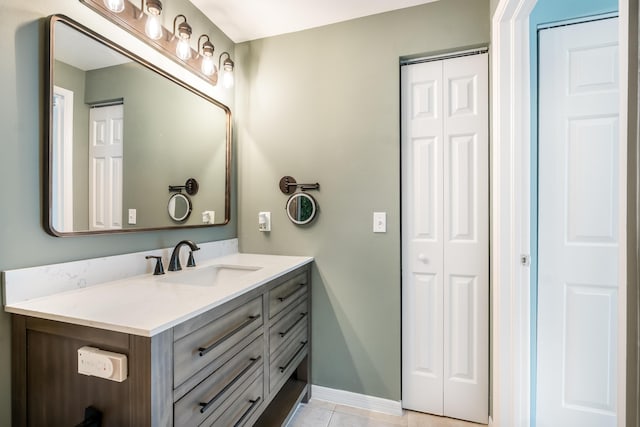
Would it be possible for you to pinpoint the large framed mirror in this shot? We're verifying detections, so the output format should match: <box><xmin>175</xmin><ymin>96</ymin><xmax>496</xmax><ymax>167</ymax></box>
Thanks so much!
<box><xmin>44</xmin><ymin>14</ymin><xmax>231</xmax><ymax>236</ymax></box>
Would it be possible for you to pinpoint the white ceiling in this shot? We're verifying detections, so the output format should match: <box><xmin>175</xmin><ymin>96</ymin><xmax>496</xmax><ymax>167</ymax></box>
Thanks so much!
<box><xmin>189</xmin><ymin>0</ymin><xmax>440</xmax><ymax>43</ymax></box>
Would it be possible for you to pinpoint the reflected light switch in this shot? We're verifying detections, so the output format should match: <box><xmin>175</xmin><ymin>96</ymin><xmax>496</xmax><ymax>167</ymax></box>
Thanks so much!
<box><xmin>128</xmin><ymin>209</ymin><xmax>136</xmax><ymax>225</ymax></box>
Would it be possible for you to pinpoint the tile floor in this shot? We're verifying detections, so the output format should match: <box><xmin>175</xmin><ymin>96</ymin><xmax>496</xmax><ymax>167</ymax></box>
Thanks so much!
<box><xmin>286</xmin><ymin>399</ymin><xmax>487</xmax><ymax>427</ymax></box>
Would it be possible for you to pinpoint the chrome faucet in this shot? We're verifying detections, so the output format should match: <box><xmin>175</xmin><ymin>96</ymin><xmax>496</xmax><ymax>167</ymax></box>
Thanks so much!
<box><xmin>168</xmin><ymin>240</ymin><xmax>201</xmax><ymax>271</ymax></box>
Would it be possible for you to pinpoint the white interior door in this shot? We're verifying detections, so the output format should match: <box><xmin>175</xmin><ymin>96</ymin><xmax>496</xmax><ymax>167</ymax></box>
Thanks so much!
<box><xmin>537</xmin><ymin>17</ymin><xmax>619</xmax><ymax>427</ymax></box>
<box><xmin>401</xmin><ymin>53</ymin><xmax>488</xmax><ymax>424</ymax></box>
<box><xmin>89</xmin><ymin>104</ymin><xmax>124</xmax><ymax>231</ymax></box>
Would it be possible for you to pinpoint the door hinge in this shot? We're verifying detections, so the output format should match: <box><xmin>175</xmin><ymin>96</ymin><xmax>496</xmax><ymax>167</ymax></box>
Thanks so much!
<box><xmin>520</xmin><ymin>254</ymin><xmax>530</xmax><ymax>267</ymax></box>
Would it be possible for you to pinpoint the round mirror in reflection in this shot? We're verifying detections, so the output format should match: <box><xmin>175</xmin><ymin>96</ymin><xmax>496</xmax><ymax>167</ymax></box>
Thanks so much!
<box><xmin>168</xmin><ymin>193</ymin><xmax>192</xmax><ymax>222</ymax></box>
<box><xmin>286</xmin><ymin>192</ymin><xmax>318</xmax><ymax>225</ymax></box>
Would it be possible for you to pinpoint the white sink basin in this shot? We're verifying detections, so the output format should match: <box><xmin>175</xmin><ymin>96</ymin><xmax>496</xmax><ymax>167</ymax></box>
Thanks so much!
<box><xmin>159</xmin><ymin>264</ymin><xmax>262</xmax><ymax>286</ymax></box>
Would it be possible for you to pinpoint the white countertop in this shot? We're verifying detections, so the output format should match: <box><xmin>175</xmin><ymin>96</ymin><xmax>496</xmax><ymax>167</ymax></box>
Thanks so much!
<box><xmin>4</xmin><ymin>253</ymin><xmax>312</xmax><ymax>337</ymax></box>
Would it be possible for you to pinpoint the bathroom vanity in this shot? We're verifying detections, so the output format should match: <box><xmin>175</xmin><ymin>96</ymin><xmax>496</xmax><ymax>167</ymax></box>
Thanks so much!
<box><xmin>5</xmin><ymin>250</ymin><xmax>312</xmax><ymax>427</ymax></box>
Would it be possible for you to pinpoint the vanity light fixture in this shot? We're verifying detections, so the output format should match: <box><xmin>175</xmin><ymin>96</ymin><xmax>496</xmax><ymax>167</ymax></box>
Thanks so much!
<box><xmin>197</xmin><ymin>35</ymin><xmax>217</xmax><ymax>76</ymax></box>
<box><xmin>80</xmin><ymin>0</ymin><xmax>227</xmax><ymax>86</ymax></box>
<box><xmin>142</xmin><ymin>0</ymin><xmax>163</xmax><ymax>40</ymax></box>
<box><xmin>173</xmin><ymin>15</ymin><xmax>192</xmax><ymax>61</ymax></box>
<box><xmin>219</xmin><ymin>52</ymin><xmax>235</xmax><ymax>89</ymax></box>
<box><xmin>103</xmin><ymin>0</ymin><xmax>125</xmax><ymax>13</ymax></box>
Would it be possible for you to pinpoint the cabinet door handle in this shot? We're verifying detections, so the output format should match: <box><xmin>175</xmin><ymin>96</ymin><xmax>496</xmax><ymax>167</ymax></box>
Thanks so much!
<box><xmin>198</xmin><ymin>315</ymin><xmax>261</xmax><ymax>357</ymax></box>
<box><xmin>277</xmin><ymin>283</ymin><xmax>306</xmax><ymax>302</ymax></box>
<box><xmin>199</xmin><ymin>355</ymin><xmax>262</xmax><ymax>414</ymax></box>
<box><xmin>233</xmin><ymin>396</ymin><xmax>262</xmax><ymax>427</ymax></box>
<box><xmin>279</xmin><ymin>341</ymin><xmax>308</xmax><ymax>373</ymax></box>
<box><xmin>279</xmin><ymin>312</ymin><xmax>308</xmax><ymax>337</ymax></box>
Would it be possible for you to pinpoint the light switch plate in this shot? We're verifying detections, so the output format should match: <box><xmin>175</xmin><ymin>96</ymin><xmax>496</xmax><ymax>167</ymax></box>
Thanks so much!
<box><xmin>373</xmin><ymin>212</ymin><xmax>386</xmax><ymax>233</ymax></box>
<box><xmin>128</xmin><ymin>209</ymin><xmax>136</xmax><ymax>225</ymax></box>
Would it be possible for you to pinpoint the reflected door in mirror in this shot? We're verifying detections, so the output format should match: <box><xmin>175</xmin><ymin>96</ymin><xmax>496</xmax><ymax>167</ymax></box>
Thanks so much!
<box><xmin>89</xmin><ymin>104</ymin><xmax>123</xmax><ymax>231</ymax></box>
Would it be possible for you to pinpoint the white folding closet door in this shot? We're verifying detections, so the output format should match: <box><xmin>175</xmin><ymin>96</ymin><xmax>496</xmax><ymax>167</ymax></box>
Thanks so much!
<box><xmin>401</xmin><ymin>53</ymin><xmax>488</xmax><ymax>424</ymax></box>
<box><xmin>537</xmin><ymin>17</ymin><xmax>619</xmax><ymax>427</ymax></box>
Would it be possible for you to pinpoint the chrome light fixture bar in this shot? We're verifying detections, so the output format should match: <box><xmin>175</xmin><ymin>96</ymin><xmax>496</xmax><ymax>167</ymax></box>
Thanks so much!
<box><xmin>81</xmin><ymin>0</ymin><xmax>221</xmax><ymax>85</ymax></box>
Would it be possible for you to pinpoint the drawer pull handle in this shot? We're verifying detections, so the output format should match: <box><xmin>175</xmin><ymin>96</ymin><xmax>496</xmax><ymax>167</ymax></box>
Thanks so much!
<box><xmin>198</xmin><ymin>355</ymin><xmax>262</xmax><ymax>414</ymax></box>
<box><xmin>233</xmin><ymin>396</ymin><xmax>262</xmax><ymax>427</ymax></box>
<box><xmin>279</xmin><ymin>341</ymin><xmax>308</xmax><ymax>373</ymax></box>
<box><xmin>277</xmin><ymin>283</ymin><xmax>306</xmax><ymax>302</ymax></box>
<box><xmin>279</xmin><ymin>312</ymin><xmax>308</xmax><ymax>337</ymax></box>
<box><xmin>198</xmin><ymin>315</ymin><xmax>261</xmax><ymax>357</ymax></box>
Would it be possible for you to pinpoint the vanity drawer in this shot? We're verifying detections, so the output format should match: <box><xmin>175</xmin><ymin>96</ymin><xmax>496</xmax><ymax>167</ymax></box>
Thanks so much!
<box><xmin>174</xmin><ymin>335</ymin><xmax>263</xmax><ymax>427</ymax></box>
<box><xmin>269</xmin><ymin>326</ymin><xmax>308</xmax><ymax>393</ymax></box>
<box><xmin>174</xmin><ymin>297</ymin><xmax>263</xmax><ymax>386</ymax></box>
<box><xmin>269</xmin><ymin>296</ymin><xmax>308</xmax><ymax>355</ymax></box>
<box><xmin>212</xmin><ymin>375</ymin><xmax>264</xmax><ymax>427</ymax></box>
<box><xmin>268</xmin><ymin>272</ymin><xmax>308</xmax><ymax>319</ymax></box>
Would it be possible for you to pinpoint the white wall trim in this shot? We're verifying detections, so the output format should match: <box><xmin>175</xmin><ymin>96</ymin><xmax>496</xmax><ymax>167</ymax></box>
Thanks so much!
<box><xmin>617</xmin><ymin>2</ymin><xmax>630</xmax><ymax>426</ymax></box>
<box><xmin>490</xmin><ymin>0</ymin><xmax>536</xmax><ymax>426</ymax></box>
<box><xmin>52</xmin><ymin>85</ymin><xmax>74</xmax><ymax>233</ymax></box>
<box><xmin>310</xmin><ymin>385</ymin><xmax>403</xmax><ymax>416</ymax></box>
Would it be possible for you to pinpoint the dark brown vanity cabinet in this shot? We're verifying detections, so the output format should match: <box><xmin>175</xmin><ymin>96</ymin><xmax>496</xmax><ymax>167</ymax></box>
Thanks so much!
<box><xmin>11</xmin><ymin>264</ymin><xmax>311</xmax><ymax>427</ymax></box>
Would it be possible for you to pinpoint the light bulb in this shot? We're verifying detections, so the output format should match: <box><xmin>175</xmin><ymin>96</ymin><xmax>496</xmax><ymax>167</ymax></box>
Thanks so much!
<box><xmin>201</xmin><ymin>56</ymin><xmax>216</xmax><ymax>76</ymax></box>
<box><xmin>145</xmin><ymin>14</ymin><xmax>163</xmax><ymax>40</ymax></box>
<box><xmin>176</xmin><ymin>38</ymin><xmax>191</xmax><ymax>60</ymax></box>
<box><xmin>103</xmin><ymin>0</ymin><xmax>125</xmax><ymax>13</ymax></box>
<box><xmin>222</xmin><ymin>68</ymin><xmax>234</xmax><ymax>89</ymax></box>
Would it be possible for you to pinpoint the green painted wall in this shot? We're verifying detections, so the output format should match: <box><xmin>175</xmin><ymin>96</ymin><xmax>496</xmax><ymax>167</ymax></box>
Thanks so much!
<box><xmin>0</xmin><ymin>1</ymin><xmax>234</xmax><ymax>425</ymax></box>
<box><xmin>236</xmin><ymin>0</ymin><xmax>490</xmax><ymax>400</ymax></box>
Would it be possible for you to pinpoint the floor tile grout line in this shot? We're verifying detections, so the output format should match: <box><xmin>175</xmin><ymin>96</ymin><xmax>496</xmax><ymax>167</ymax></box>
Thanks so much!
<box><xmin>326</xmin><ymin>408</ymin><xmax>335</xmax><ymax>427</ymax></box>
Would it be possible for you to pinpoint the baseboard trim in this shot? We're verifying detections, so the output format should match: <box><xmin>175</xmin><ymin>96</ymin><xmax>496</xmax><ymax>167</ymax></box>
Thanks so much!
<box><xmin>310</xmin><ymin>385</ymin><xmax>403</xmax><ymax>416</ymax></box>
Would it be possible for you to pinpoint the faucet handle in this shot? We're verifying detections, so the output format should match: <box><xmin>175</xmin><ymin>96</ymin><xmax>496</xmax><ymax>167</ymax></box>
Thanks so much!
<box><xmin>187</xmin><ymin>251</ymin><xmax>196</xmax><ymax>268</ymax></box>
<box><xmin>145</xmin><ymin>255</ymin><xmax>165</xmax><ymax>275</ymax></box>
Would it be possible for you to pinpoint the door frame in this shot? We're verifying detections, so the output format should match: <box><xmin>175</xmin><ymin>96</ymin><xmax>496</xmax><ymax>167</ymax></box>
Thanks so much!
<box><xmin>52</xmin><ymin>85</ymin><xmax>74</xmax><ymax>232</ymax></box>
<box><xmin>490</xmin><ymin>1</ymin><xmax>636</xmax><ymax>426</ymax></box>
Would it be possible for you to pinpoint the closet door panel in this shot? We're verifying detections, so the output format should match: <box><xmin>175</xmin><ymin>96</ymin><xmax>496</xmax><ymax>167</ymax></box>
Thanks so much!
<box><xmin>442</xmin><ymin>54</ymin><xmax>489</xmax><ymax>425</ymax></box>
<box><xmin>401</xmin><ymin>60</ymin><xmax>445</xmax><ymax>415</ymax></box>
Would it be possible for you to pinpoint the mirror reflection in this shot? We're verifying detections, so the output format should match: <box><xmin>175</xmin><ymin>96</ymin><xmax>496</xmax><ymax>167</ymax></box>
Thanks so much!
<box><xmin>47</xmin><ymin>15</ymin><xmax>230</xmax><ymax>235</ymax></box>
<box><xmin>168</xmin><ymin>193</ymin><xmax>192</xmax><ymax>222</ymax></box>
<box><xmin>286</xmin><ymin>193</ymin><xmax>318</xmax><ymax>225</ymax></box>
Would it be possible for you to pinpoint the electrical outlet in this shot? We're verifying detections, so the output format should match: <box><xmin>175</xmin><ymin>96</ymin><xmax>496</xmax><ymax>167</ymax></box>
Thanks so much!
<box><xmin>78</xmin><ymin>346</ymin><xmax>127</xmax><ymax>382</ymax></box>
<box><xmin>258</xmin><ymin>212</ymin><xmax>271</xmax><ymax>232</ymax></box>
